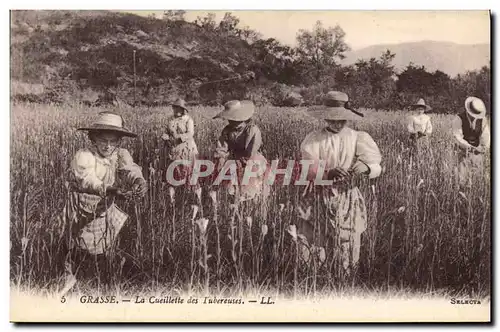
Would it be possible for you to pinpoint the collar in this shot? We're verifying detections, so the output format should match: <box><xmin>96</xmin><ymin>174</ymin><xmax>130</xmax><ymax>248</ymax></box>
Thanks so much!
<box><xmin>173</xmin><ymin>114</ymin><xmax>188</xmax><ymax>120</ymax></box>
<box><xmin>324</xmin><ymin>126</ymin><xmax>347</xmax><ymax>135</ymax></box>
<box><xmin>88</xmin><ymin>145</ymin><xmax>118</xmax><ymax>165</ymax></box>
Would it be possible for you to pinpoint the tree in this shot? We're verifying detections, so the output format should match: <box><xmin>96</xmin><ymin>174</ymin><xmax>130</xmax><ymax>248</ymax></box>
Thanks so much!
<box><xmin>396</xmin><ymin>64</ymin><xmax>434</xmax><ymax>95</ymax></box>
<box><xmin>367</xmin><ymin>50</ymin><xmax>396</xmax><ymax>106</ymax></box>
<box><xmin>451</xmin><ymin>66</ymin><xmax>490</xmax><ymax>112</ymax></box>
<box><xmin>296</xmin><ymin>20</ymin><xmax>350</xmax><ymax>82</ymax></box>
<box><xmin>430</xmin><ymin>70</ymin><xmax>451</xmax><ymax>95</ymax></box>
<box><xmin>195</xmin><ymin>12</ymin><xmax>217</xmax><ymax>30</ymax></box>
<box><xmin>163</xmin><ymin>10</ymin><xmax>186</xmax><ymax>22</ymax></box>
<box><xmin>334</xmin><ymin>50</ymin><xmax>396</xmax><ymax>109</ymax></box>
<box><xmin>251</xmin><ymin>38</ymin><xmax>300</xmax><ymax>84</ymax></box>
<box><xmin>240</xmin><ymin>25</ymin><xmax>262</xmax><ymax>44</ymax></box>
<box><xmin>219</xmin><ymin>12</ymin><xmax>240</xmax><ymax>36</ymax></box>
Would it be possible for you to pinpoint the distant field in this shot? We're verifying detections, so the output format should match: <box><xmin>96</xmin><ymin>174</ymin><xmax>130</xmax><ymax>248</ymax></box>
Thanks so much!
<box><xmin>10</xmin><ymin>102</ymin><xmax>490</xmax><ymax>297</ymax></box>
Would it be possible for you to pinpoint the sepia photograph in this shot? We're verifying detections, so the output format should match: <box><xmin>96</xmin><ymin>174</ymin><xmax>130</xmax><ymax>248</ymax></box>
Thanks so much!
<box><xmin>9</xmin><ymin>9</ymin><xmax>491</xmax><ymax>323</ymax></box>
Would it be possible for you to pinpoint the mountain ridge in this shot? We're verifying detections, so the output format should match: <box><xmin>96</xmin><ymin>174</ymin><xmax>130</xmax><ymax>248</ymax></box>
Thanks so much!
<box><xmin>342</xmin><ymin>40</ymin><xmax>490</xmax><ymax>77</ymax></box>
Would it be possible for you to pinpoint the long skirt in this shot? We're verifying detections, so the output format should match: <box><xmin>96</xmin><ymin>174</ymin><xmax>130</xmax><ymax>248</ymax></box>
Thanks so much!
<box><xmin>160</xmin><ymin>139</ymin><xmax>199</xmax><ymax>186</ymax></box>
<box><xmin>297</xmin><ymin>186</ymin><xmax>368</xmax><ymax>272</ymax></box>
<box><xmin>215</xmin><ymin>153</ymin><xmax>270</xmax><ymax>220</ymax></box>
<box><xmin>61</xmin><ymin>192</ymin><xmax>129</xmax><ymax>286</ymax></box>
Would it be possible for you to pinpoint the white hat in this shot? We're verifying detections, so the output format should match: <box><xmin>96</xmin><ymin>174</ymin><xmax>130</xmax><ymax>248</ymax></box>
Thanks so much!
<box><xmin>465</xmin><ymin>97</ymin><xmax>487</xmax><ymax>119</ymax></box>
<box><xmin>213</xmin><ymin>100</ymin><xmax>255</xmax><ymax>121</ymax></box>
<box><xmin>78</xmin><ymin>112</ymin><xmax>136</xmax><ymax>137</ymax></box>
<box><xmin>307</xmin><ymin>91</ymin><xmax>364</xmax><ymax>121</ymax></box>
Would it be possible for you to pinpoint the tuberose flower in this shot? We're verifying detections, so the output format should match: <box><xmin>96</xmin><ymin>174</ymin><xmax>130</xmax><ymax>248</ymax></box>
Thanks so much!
<box><xmin>195</xmin><ymin>187</ymin><xmax>202</xmax><ymax>202</ymax></box>
<box><xmin>195</xmin><ymin>218</ymin><xmax>209</xmax><ymax>235</ymax></box>
<box><xmin>168</xmin><ymin>186</ymin><xmax>175</xmax><ymax>204</ymax></box>
<box><xmin>298</xmin><ymin>206</ymin><xmax>311</xmax><ymax>221</ymax></box>
<box><xmin>287</xmin><ymin>224</ymin><xmax>297</xmax><ymax>241</ymax></box>
<box><xmin>261</xmin><ymin>224</ymin><xmax>268</xmax><ymax>237</ymax></box>
<box><xmin>21</xmin><ymin>237</ymin><xmax>29</xmax><ymax>253</ymax></box>
<box><xmin>191</xmin><ymin>204</ymin><xmax>199</xmax><ymax>221</ymax></box>
<box><xmin>246</xmin><ymin>216</ymin><xmax>253</xmax><ymax>229</ymax></box>
<box><xmin>209</xmin><ymin>190</ymin><xmax>217</xmax><ymax>205</ymax></box>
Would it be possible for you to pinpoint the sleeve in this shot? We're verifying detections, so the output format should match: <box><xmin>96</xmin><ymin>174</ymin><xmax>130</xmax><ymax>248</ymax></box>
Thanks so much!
<box><xmin>452</xmin><ymin>116</ymin><xmax>474</xmax><ymax>150</ymax></box>
<box><xmin>117</xmin><ymin>149</ymin><xmax>145</xmax><ymax>186</ymax></box>
<box><xmin>68</xmin><ymin>150</ymin><xmax>106</xmax><ymax>196</ymax></box>
<box><xmin>407</xmin><ymin>116</ymin><xmax>416</xmax><ymax>133</ymax></box>
<box><xmin>425</xmin><ymin>116</ymin><xmax>433</xmax><ymax>135</ymax></box>
<box><xmin>300</xmin><ymin>132</ymin><xmax>322</xmax><ymax>180</ymax></box>
<box><xmin>479</xmin><ymin>119</ymin><xmax>491</xmax><ymax>150</ymax></box>
<box><xmin>162</xmin><ymin>117</ymin><xmax>173</xmax><ymax>137</ymax></box>
<box><xmin>215</xmin><ymin>127</ymin><xmax>230</xmax><ymax>159</ymax></box>
<box><xmin>244</xmin><ymin>125</ymin><xmax>263</xmax><ymax>158</ymax></box>
<box><xmin>354</xmin><ymin>132</ymin><xmax>382</xmax><ymax>179</ymax></box>
<box><xmin>175</xmin><ymin>117</ymin><xmax>195</xmax><ymax>142</ymax></box>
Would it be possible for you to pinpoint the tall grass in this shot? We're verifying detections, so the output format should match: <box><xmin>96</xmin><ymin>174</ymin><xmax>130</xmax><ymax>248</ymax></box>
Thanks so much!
<box><xmin>10</xmin><ymin>102</ymin><xmax>490</xmax><ymax>297</ymax></box>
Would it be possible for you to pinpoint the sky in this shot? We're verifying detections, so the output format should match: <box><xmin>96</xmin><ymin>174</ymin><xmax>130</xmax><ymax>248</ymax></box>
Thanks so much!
<box><xmin>126</xmin><ymin>10</ymin><xmax>490</xmax><ymax>50</ymax></box>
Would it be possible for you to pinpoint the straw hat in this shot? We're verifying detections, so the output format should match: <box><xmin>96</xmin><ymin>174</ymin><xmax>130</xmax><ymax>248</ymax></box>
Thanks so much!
<box><xmin>410</xmin><ymin>98</ymin><xmax>432</xmax><ymax>111</ymax></box>
<box><xmin>213</xmin><ymin>100</ymin><xmax>255</xmax><ymax>121</ymax></box>
<box><xmin>308</xmin><ymin>91</ymin><xmax>363</xmax><ymax>121</ymax></box>
<box><xmin>465</xmin><ymin>96</ymin><xmax>487</xmax><ymax>119</ymax></box>
<box><xmin>171</xmin><ymin>98</ymin><xmax>188</xmax><ymax>111</ymax></box>
<box><xmin>77</xmin><ymin>111</ymin><xmax>137</xmax><ymax>137</ymax></box>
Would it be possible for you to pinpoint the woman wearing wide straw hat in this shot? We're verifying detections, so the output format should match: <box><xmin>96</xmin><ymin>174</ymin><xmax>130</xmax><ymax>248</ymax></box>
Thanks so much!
<box><xmin>161</xmin><ymin>98</ymin><xmax>199</xmax><ymax>182</ymax></box>
<box><xmin>212</xmin><ymin>100</ymin><xmax>269</xmax><ymax>210</ymax></box>
<box><xmin>452</xmin><ymin>96</ymin><xmax>490</xmax><ymax>187</ymax></box>
<box><xmin>297</xmin><ymin>91</ymin><xmax>382</xmax><ymax>277</ymax></box>
<box><xmin>60</xmin><ymin>111</ymin><xmax>147</xmax><ymax>289</ymax></box>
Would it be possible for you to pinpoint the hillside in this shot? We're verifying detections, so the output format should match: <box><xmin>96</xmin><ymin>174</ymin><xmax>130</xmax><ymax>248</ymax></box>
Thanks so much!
<box><xmin>10</xmin><ymin>10</ymin><xmax>270</xmax><ymax>105</ymax></box>
<box><xmin>343</xmin><ymin>41</ymin><xmax>490</xmax><ymax>77</ymax></box>
<box><xmin>10</xmin><ymin>11</ymin><xmax>490</xmax><ymax>110</ymax></box>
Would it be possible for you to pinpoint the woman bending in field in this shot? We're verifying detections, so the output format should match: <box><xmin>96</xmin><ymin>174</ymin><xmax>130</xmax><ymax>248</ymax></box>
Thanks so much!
<box><xmin>212</xmin><ymin>100</ymin><xmax>269</xmax><ymax>215</ymax></box>
<box><xmin>60</xmin><ymin>111</ymin><xmax>148</xmax><ymax>289</ymax></box>
<box><xmin>298</xmin><ymin>91</ymin><xmax>382</xmax><ymax>277</ymax></box>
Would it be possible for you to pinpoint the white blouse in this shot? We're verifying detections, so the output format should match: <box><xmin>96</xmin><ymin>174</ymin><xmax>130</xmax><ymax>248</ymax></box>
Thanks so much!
<box><xmin>407</xmin><ymin>114</ymin><xmax>433</xmax><ymax>135</ymax></box>
<box><xmin>300</xmin><ymin>127</ymin><xmax>382</xmax><ymax>179</ymax></box>
<box><xmin>69</xmin><ymin>147</ymin><xmax>145</xmax><ymax>197</ymax></box>
<box><xmin>166</xmin><ymin>114</ymin><xmax>196</xmax><ymax>143</ymax></box>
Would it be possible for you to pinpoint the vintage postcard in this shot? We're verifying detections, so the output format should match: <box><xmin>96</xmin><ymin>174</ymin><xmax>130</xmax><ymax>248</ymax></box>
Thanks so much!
<box><xmin>9</xmin><ymin>9</ymin><xmax>491</xmax><ymax>322</ymax></box>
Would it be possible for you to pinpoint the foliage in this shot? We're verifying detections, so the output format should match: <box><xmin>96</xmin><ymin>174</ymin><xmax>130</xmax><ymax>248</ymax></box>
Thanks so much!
<box><xmin>163</xmin><ymin>10</ymin><xmax>186</xmax><ymax>22</ymax></box>
<box><xmin>10</xmin><ymin>11</ymin><xmax>491</xmax><ymax>113</ymax></box>
<box><xmin>296</xmin><ymin>20</ymin><xmax>350</xmax><ymax>83</ymax></box>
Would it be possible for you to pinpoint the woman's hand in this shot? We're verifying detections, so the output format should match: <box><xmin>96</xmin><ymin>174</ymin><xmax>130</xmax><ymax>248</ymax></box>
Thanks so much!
<box><xmin>327</xmin><ymin>168</ymin><xmax>350</xmax><ymax>182</ymax></box>
<box><xmin>106</xmin><ymin>186</ymin><xmax>124</xmax><ymax>197</ymax></box>
<box><xmin>132</xmin><ymin>178</ymin><xmax>148</xmax><ymax>197</ymax></box>
<box><xmin>474</xmin><ymin>146</ymin><xmax>486</xmax><ymax>154</ymax></box>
